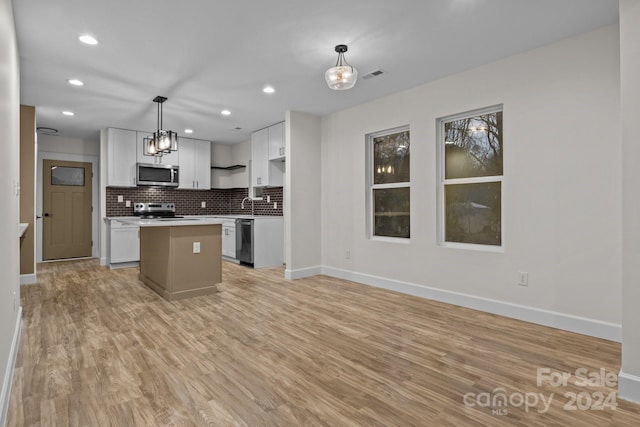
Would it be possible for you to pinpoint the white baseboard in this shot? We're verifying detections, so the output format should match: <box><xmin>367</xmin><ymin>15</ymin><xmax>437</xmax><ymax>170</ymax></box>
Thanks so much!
<box><xmin>285</xmin><ymin>266</ymin><xmax>322</xmax><ymax>280</ymax></box>
<box><xmin>109</xmin><ymin>261</ymin><xmax>139</xmax><ymax>270</ymax></box>
<box><xmin>0</xmin><ymin>307</ymin><xmax>22</xmax><ymax>427</ymax></box>
<box><xmin>619</xmin><ymin>371</ymin><xmax>640</xmax><ymax>403</ymax></box>
<box><xmin>320</xmin><ymin>266</ymin><xmax>621</xmax><ymax>342</ymax></box>
<box><xmin>99</xmin><ymin>257</ymin><xmax>108</xmax><ymax>266</ymax></box>
<box><xmin>19</xmin><ymin>274</ymin><xmax>36</xmax><ymax>285</ymax></box>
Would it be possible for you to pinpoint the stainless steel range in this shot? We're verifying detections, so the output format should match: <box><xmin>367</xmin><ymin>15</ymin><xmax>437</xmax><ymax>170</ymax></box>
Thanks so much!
<box><xmin>133</xmin><ymin>202</ymin><xmax>181</xmax><ymax>219</ymax></box>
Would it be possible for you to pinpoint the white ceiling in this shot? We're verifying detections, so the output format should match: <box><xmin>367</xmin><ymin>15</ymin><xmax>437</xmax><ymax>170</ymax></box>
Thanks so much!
<box><xmin>13</xmin><ymin>0</ymin><xmax>618</xmax><ymax>144</ymax></box>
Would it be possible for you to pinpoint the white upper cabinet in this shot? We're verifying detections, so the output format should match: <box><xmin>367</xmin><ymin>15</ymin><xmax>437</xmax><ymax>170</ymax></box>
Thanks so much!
<box><xmin>268</xmin><ymin>121</ymin><xmax>285</xmax><ymax>160</ymax></box>
<box><xmin>251</xmin><ymin>128</ymin><xmax>269</xmax><ymax>187</ymax></box>
<box><xmin>179</xmin><ymin>138</ymin><xmax>211</xmax><ymax>189</ymax></box>
<box><xmin>105</xmin><ymin>128</ymin><xmax>137</xmax><ymax>187</ymax></box>
<box><xmin>251</xmin><ymin>123</ymin><xmax>284</xmax><ymax>187</ymax></box>
<box><xmin>135</xmin><ymin>131</ymin><xmax>179</xmax><ymax>166</ymax></box>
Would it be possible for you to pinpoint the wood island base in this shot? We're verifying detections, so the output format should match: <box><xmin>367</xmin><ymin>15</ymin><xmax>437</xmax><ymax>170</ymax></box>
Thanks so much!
<box><xmin>138</xmin><ymin>223</ymin><xmax>222</xmax><ymax>301</ymax></box>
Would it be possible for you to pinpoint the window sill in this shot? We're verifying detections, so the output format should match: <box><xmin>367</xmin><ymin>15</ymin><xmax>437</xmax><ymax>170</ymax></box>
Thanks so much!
<box><xmin>437</xmin><ymin>241</ymin><xmax>504</xmax><ymax>253</ymax></box>
<box><xmin>370</xmin><ymin>236</ymin><xmax>411</xmax><ymax>244</ymax></box>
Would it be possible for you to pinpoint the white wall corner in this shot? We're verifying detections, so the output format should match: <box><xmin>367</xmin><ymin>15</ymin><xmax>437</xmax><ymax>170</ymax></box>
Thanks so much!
<box><xmin>321</xmin><ymin>266</ymin><xmax>621</xmax><ymax>342</ymax></box>
<box><xmin>100</xmin><ymin>257</ymin><xmax>108</xmax><ymax>266</ymax></box>
<box><xmin>285</xmin><ymin>266</ymin><xmax>322</xmax><ymax>280</ymax></box>
<box><xmin>0</xmin><ymin>307</ymin><xmax>22</xmax><ymax>427</ymax></box>
<box><xmin>618</xmin><ymin>371</ymin><xmax>640</xmax><ymax>404</ymax></box>
<box><xmin>19</xmin><ymin>274</ymin><xmax>36</xmax><ymax>285</ymax></box>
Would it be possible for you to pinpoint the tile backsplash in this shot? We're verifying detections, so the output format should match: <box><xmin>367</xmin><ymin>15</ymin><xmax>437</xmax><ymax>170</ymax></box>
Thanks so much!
<box><xmin>106</xmin><ymin>187</ymin><xmax>283</xmax><ymax>217</ymax></box>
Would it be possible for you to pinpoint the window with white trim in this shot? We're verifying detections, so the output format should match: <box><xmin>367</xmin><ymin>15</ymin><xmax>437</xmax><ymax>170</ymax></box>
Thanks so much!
<box><xmin>367</xmin><ymin>126</ymin><xmax>410</xmax><ymax>239</ymax></box>
<box><xmin>438</xmin><ymin>106</ymin><xmax>503</xmax><ymax>247</ymax></box>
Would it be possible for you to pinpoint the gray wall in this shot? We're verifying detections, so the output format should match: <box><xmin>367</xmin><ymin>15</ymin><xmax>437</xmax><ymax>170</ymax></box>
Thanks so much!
<box><xmin>0</xmin><ymin>0</ymin><xmax>23</xmax><ymax>423</ymax></box>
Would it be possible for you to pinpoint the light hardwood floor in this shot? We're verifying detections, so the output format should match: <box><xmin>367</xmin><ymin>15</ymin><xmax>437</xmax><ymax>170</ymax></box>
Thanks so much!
<box><xmin>7</xmin><ymin>259</ymin><xmax>640</xmax><ymax>426</ymax></box>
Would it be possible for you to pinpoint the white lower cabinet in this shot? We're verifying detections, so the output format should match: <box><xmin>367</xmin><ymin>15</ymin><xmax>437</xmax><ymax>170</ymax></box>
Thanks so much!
<box><xmin>108</xmin><ymin>220</ymin><xmax>140</xmax><ymax>268</ymax></box>
<box><xmin>222</xmin><ymin>220</ymin><xmax>236</xmax><ymax>258</ymax></box>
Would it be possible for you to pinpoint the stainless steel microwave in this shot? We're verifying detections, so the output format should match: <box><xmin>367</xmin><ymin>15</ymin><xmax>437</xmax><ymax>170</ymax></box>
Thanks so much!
<box><xmin>136</xmin><ymin>163</ymin><xmax>179</xmax><ymax>187</ymax></box>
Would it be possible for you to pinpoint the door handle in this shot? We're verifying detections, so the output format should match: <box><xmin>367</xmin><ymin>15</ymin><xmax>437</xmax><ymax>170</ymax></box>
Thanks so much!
<box><xmin>36</xmin><ymin>215</ymin><xmax>42</xmax><ymax>220</ymax></box>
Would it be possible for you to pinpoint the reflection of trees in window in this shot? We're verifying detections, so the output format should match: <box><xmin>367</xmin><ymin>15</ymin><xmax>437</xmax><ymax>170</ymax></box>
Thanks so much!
<box><xmin>368</xmin><ymin>127</ymin><xmax>410</xmax><ymax>239</ymax></box>
<box><xmin>373</xmin><ymin>130</ymin><xmax>410</xmax><ymax>184</ymax></box>
<box><xmin>445</xmin><ymin>112</ymin><xmax>502</xmax><ymax>178</ymax></box>
<box><xmin>440</xmin><ymin>107</ymin><xmax>503</xmax><ymax>247</ymax></box>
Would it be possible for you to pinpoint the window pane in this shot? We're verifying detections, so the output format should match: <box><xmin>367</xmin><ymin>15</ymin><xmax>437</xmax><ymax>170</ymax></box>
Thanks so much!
<box><xmin>444</xmin><ymin>111</ymin><xmax>502</xmax><ymax>179</ymax></box>
<box><xmin>373</xmin><ymin>187</ymin><xmax>410</xmax><ymax>238</ymax></box>
<box><xmin>373</xmin><ymin>130</ymin><xmax>410</xmax><ymax>184</ymax></box>
<box><xmin>445</xmin><ymin>182</ymin><xmax>501</xmax><ymax>245</ymax></box>
<box><xmin>51</xmin><ymin>166</ymin><xmax>85</xmax><ymax>186</ymax></box>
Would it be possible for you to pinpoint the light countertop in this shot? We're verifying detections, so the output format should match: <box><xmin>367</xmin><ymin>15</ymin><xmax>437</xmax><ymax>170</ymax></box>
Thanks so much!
<box><xmin>105</xmin><ymin>215</ymin><xmax>283</xmax><ymax>224</ymax></box>
<box><xmin>114</xmin><ymin>217</ymin><xmax>225</xmax><ymax>227</ymax></box>
<box><xmin>19</xmin><ymin>223</ymin><xmax>28</xmax><ymax>238</ymax></box>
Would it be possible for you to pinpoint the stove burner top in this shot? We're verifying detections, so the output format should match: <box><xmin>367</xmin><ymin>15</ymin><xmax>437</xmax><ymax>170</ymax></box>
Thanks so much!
<box><xmin>134</xmin><ymin>202</ymin><xmax>177</xmax><ymax>219</ymax></box>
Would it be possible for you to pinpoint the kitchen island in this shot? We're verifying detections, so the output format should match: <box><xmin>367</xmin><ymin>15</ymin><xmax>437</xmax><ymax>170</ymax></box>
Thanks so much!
<box><xmin>130</xmin><ymin>218</ymin><xmax>224</xmax><ymax>301</ymax></box>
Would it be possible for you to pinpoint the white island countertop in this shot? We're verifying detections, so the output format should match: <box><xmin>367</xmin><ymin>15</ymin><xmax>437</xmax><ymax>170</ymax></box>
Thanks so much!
<box><xmin>105</xmin><ymin>215</ymin><xmax>283</xmax><ymax>226</ymax></box>
<box><xmin>19</xmin><ymin>223</ymin><xmax>29</xmax><ymax>238</ymax></box>
<box><xmin>114</xmin><ymin>217</ymin><xmax>225</xmax><ymax>227</ymax></box>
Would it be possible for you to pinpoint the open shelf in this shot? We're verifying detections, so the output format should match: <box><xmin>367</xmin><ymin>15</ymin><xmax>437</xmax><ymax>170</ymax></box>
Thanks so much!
<box><xmin>211</xmin><ymin>164</ymin><xmax>246</xmax><ymax>170</ymax></box>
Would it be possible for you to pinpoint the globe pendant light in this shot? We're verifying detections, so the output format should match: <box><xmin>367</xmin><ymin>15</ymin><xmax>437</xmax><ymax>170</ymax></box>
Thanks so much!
<box><xmin>325</xmin><ymin>44</ymin><xmax>358</xmax><ymax>90</ymax></box>
<box><xmin>144</xmin><ymin>96</ymin><xmax>178</xmax><ymax>157</ymax></box>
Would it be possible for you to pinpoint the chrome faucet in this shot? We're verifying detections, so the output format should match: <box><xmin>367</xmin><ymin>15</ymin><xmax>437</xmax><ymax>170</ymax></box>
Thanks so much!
<box><xmin>241</xmin><ymin>197</ymin><xmax>254</xmax><ymax>216</ymax></box>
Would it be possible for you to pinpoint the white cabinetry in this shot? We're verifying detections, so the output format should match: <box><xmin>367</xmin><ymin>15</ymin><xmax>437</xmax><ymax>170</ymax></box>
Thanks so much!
<box><xmin>253</xmin><ymin>217</ymin><xmax>284</xmax><ymax>268</ymax></box>
<box><xmin>136</xmin><ymin>131</ymin><xmax>179</xmax><ymax>166</ymax></box>
<box><xmin>179</xmin><ymin>138</ymin><xmax>211</xmax><ymax>189</ymax></box>
<box><xmin>251</xmin><ymin>123</ymin><xmax>284</xmax><ymax>187</ymax></box>
<box><xmin>108</xmin><ymin>220</ymin><xmax>140</xmax><ymax>268</ymax></box>
<box><xmin>221</xmin><ymin>220</ymin><xmax>236</xmax><ymax>258</ymax></box>
<box><xmin>268</xmin><ymin>121</ymin><xmax>285</xmax><ymax>160</ymax></box>
<box><xmin>105</xmin><ymin>128</ymin><xmax>137</xmax><ymax>187</ymax></box>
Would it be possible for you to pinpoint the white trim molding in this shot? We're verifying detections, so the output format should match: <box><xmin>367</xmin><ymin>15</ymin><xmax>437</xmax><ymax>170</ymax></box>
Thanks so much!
<box><xmin>0</xmin><ymin>307</ymin><xmax>22</xmax><ymax>427</ymax></box>
<box><xmin>619</xmin><ymin>371</ymin><xmax>640</xmax><ymax>404</ymax></box>
<box><xmin>285</xmin><ymin>266</ymin><xmax>322</xmax><ymax>280</ymax></box>
<box><xmin>319</xmin><ymin>266</ymin><xmax>621</xmax><ymax>342</ymax></box>
<box><xmin>20</xmin><ymin>274</ymin><xmax>36</xmax><ymax>285</ymax></box>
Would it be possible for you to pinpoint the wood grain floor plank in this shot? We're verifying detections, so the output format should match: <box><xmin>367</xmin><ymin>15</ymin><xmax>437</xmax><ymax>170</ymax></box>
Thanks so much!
<box><xmin>6</xmin><ymin>258</ymin><xmax>640</xmax><ymax>426</ymax></box>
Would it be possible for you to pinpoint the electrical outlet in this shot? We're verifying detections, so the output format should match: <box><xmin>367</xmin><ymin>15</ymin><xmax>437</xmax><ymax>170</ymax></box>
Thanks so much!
<box><xmin>193</xmin><ymin>242</ymin><xmax>201</xmax><ymax>254</ymax></box>
<box><xmin>345</xmin><ymin>250</ymin><xmax>351</xmax><ymax>260</ymax></box>
<box><xmin>201</xmin><ymin>201</ymin><xmax>206</xmax><ymax>208</ymax></box>
<box><xmin>518</xmin><ymin>272</ymin><xmax>529</xmax><ymax>286</ymax></box>
<box><xmin>117</xmin><ymin>195</ymin><xmax>124</xmax><ymax>203</ymax></box>
<box><xmin>125</xmin><ymin>200</ymin><xmax>131</xmax><ymax>207</ymax></box>
<box><xmin>274</xmin><ymin>202</ymin><xmax>277</xmax><ymax>209</ymax></box>
<box><xmin>267</xmin><ymin>195</ymin><xmax>271</xmax><ymax>203</ymax></box>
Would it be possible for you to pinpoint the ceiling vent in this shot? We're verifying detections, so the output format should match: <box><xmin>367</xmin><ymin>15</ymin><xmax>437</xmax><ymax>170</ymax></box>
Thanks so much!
<box><xmin>361</xmin><ymin>69</ymin><xmax>384</xmax><ymax>80</ymax></box>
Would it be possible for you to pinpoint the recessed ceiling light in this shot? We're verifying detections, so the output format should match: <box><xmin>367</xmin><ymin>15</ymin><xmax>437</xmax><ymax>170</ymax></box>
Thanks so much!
<box><xmin>78</xmin><ymin>34</ymin><xmax>98</xmax><ymax>45</ymax></box>
<box><xmin>184</xmin><ymin>129</ymin><xmax>193</xmax><ymax>134</ymax></box>
<box><xmin>62</xmin><ymin>111</ymin><xmax>74</xmax><ymax>116</ymax></box>
<box><xmin>263</xmin><ymin>86</ymin><xmax>275</xmax><ymax>94</ymax></box>
<box><xmin>221</xmin><ymin>110</ymin><xmax>231</xmax><ymax>116</ymax></box>
<box><xmin>67</xmin><ymin>79</ymin><xmax>84</xmax><ymax>86</ymax></box>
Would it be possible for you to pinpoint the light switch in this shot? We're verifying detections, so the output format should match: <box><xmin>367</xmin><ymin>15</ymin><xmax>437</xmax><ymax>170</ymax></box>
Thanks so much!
<box><xmin>201</xmin><ymin>201</ymin><xmax>206</xmax><ymax>208</ymax></box>
<box><xmin>125</xmin><ymin>200</ymin><xmax>131</xmax><ymax>207</ymax></box>
<box><xmin>117</xmin><ymin>195</ymin><xmax>124</xmax><ymax>203</ymax></box>
<box><xmin>193</xmin><ymin>242</ymin><xmax>201</xmax><ymax>253</ymax></box>
<box><xmin>274</xmin><ymin>202</ymin><xmax>277</xmax><ymax>209</ymax></box>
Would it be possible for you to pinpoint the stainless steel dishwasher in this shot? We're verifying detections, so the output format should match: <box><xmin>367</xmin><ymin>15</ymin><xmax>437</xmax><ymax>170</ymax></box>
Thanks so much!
<box><xmin>236</xmin><ymin>218</ymin><xmax>254</xmax><ymax>266</ymax></box>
